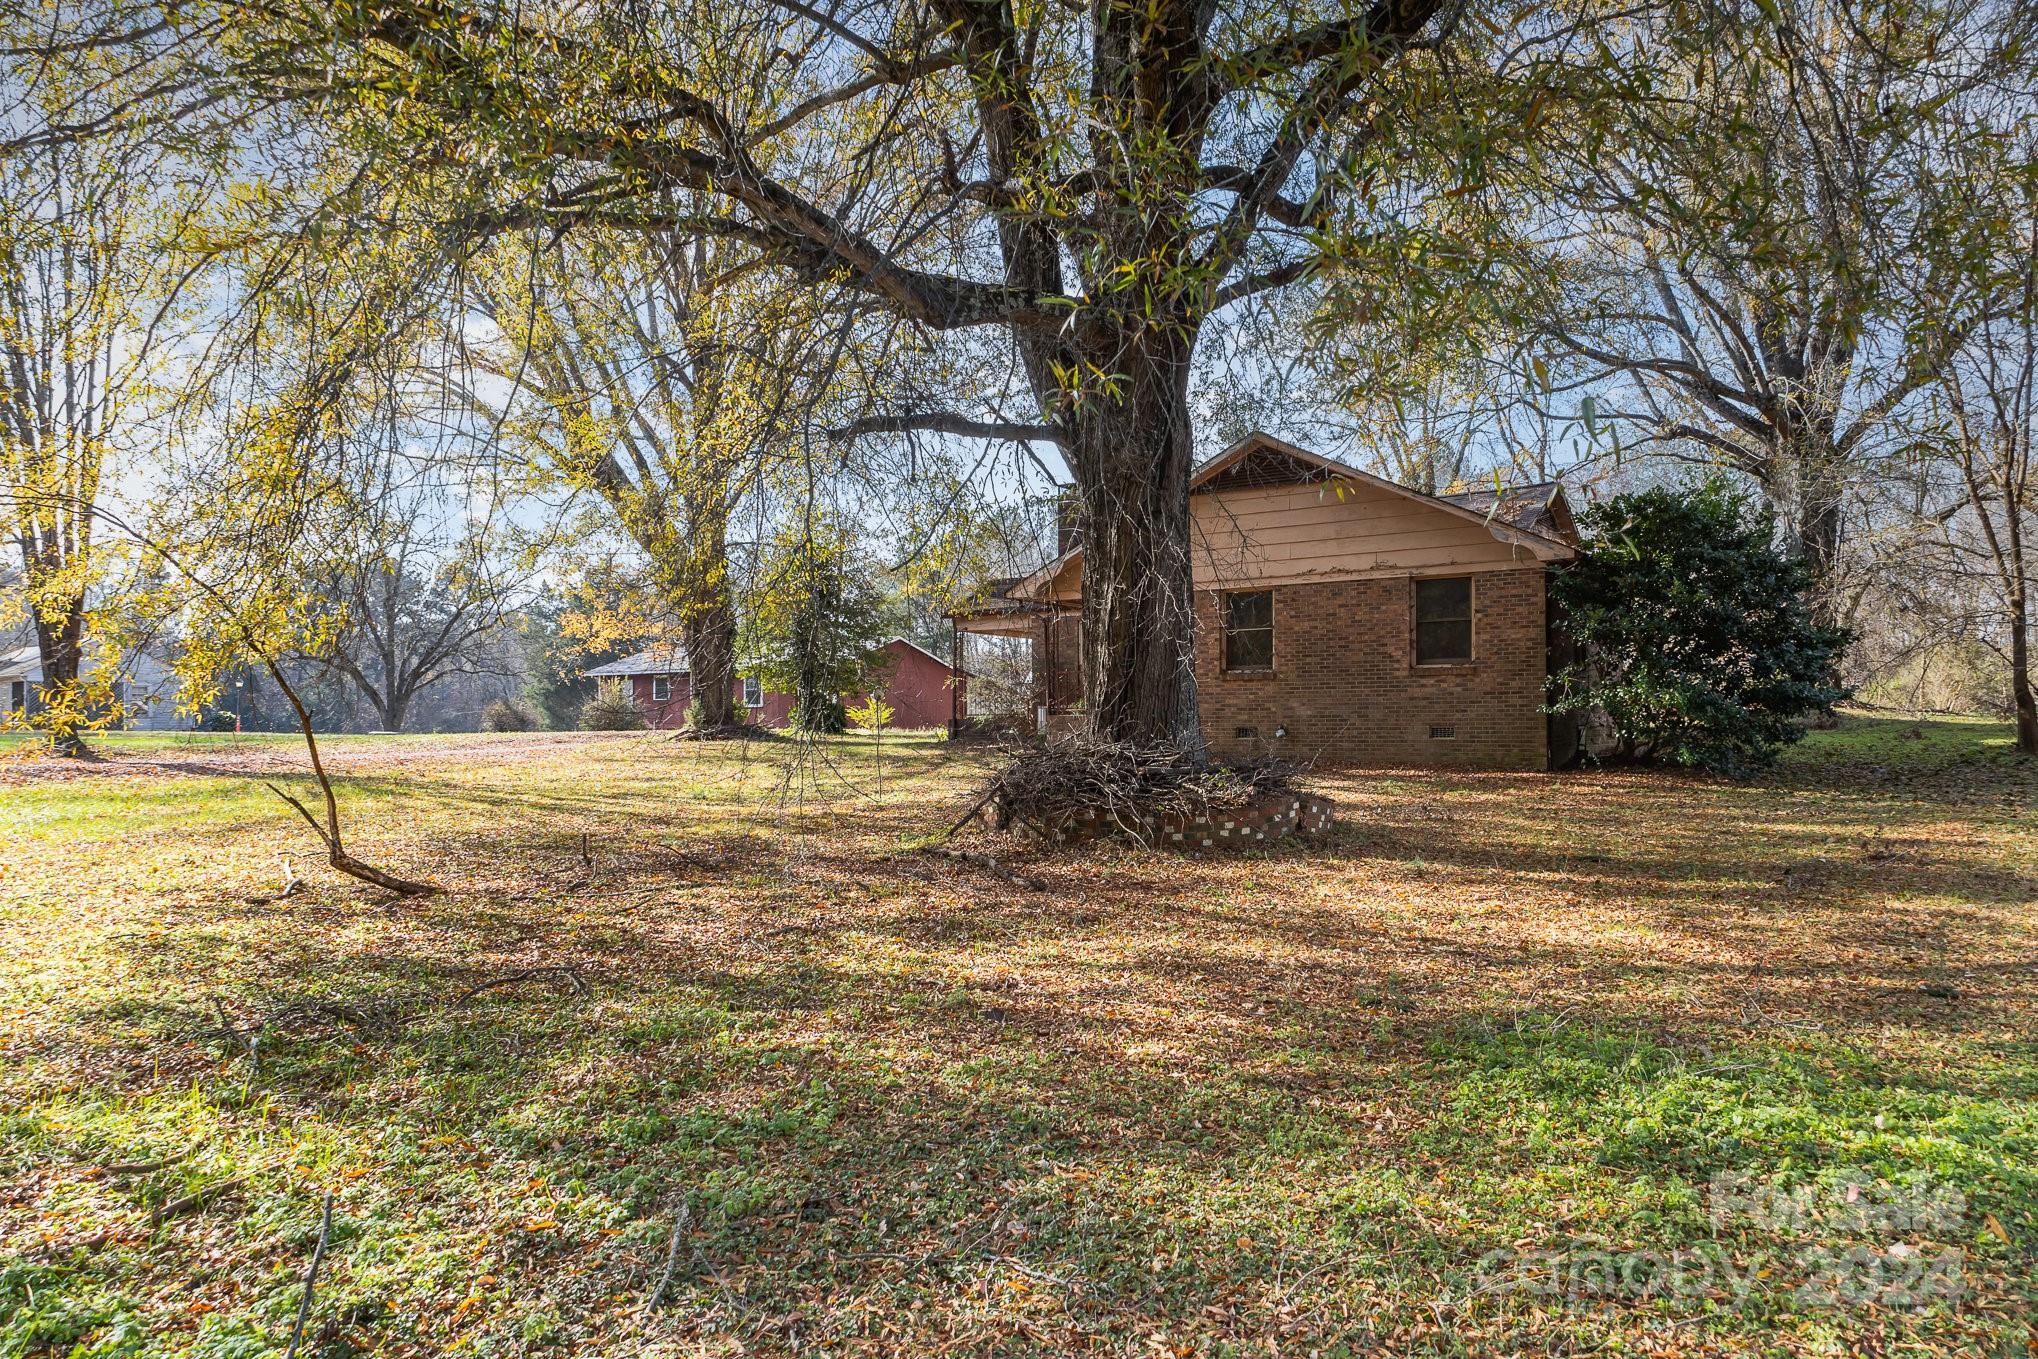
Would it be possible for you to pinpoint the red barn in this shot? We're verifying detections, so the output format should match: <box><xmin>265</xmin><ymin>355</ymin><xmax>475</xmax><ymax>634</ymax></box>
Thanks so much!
<box><xmin>582</xmin><ymin>638</ymin><xmax>963</xmax><ymax>732</ymax></box>
<box><xmin>862</xmin><ymin>637</ymin><xmax>968</xmax><ymax>729</ymax></box>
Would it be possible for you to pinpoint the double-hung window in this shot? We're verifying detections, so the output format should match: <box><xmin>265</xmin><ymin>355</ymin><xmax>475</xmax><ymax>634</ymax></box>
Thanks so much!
<box><xmin>743</xmin><ymin>676</ymin><xmax>764</xmax><ymax>708</ymax></box>
<box><xmin>650</xmin><ymin>675</ymin><xmax>671</xmax><ymax>702</ymax></box>
<box><xmin>1413</xmin><ymin>577</ymin><xmax>1474</xmax><ymax>664</ymax></box>
<box><xmin>1222</xmin><ymin>590</ymin><xmax>1275</xmax><ymax>671</ymax></box>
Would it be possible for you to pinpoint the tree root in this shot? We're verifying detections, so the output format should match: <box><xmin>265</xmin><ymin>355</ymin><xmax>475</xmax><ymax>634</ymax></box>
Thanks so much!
<box><xmin>668</xmin><ymin>722</ymin><xmax>778</xmax><ymax>742</ymax></box>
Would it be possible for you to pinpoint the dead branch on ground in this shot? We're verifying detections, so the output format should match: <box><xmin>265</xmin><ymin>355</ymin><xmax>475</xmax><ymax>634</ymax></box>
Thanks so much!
<box><xmin>913</xmin><ymin>844</ymin><xmax>1047</xmax><ymax>891</ymax></box>
<box><xmin>283</xmin><ymin>1191</ymin><xmax>335</xmax><ymax>1359</ymax></box>
<box><xmin>192</xmin><ymin>967</ymin><xmax>590</xmax><ymax>1057</ymax></box>
<box><xmin>644</xmin><ymin>1198</ymin><xmax>694</xmax><ymax>1313</ymax></box>
<box><xmin>93</xmin><ymin>1147</ymin><xmax>195</xmax><ymax>1177</ymax></box>
<box><xmin>151</xmin><ymin>1172</ymin><xmax>253</xmax><ymax>1227</ymax></box>
<box><xmin>451</xmin><ymin>966</ymin><xmax>590</xmax><ymax>1007</ymax></box>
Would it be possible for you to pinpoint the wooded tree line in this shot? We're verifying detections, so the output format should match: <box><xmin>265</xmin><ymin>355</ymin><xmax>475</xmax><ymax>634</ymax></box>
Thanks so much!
<box><xmin>1</xmin><ymin>0</ymin><xmax>2034</xmax><ymax>753</ymax></box>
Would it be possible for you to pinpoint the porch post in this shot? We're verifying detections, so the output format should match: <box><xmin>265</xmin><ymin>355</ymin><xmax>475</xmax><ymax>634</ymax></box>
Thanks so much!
<box><xmin>949</xmin><ymin>626</ymin><xmax>961</xmax><ymax>737</ymax></box>
<box><xmin>1041</xmin><ymin>609</ymin><xmax>1055</xmax><ymax>736</ymax></box>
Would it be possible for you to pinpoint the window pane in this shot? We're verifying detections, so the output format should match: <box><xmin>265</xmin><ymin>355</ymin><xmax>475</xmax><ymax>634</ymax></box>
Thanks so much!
<box><xmin>1415</xmin><ymin>576</ymin><xmax>1471</xmax><ymax>623</ymax></box>
<box><xmin>1416</xmin><ymin>619</ymin><xmax>1473</xmax><ymax>664</ymax></box>
<box><xmin>1225</xmin><ymin>590</ymin><xmax>1272</xmax><ymax>631</ymax></box>
<box><xmin>1222</xmin><ymin>591</ymin><xmax>1274</xmax><ymax>669</ymax></box>
<box><xmin>1226</xmin><ymin>627</ymin><xmax>1273</xmax><ymax>670</ymax></box>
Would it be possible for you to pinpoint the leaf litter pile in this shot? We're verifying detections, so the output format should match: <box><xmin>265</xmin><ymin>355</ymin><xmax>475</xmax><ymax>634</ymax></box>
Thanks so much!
<box><xmin>0</xmin><ymin>717</ymin><xmax>2033</xmax><ymax>1357</ymax></box>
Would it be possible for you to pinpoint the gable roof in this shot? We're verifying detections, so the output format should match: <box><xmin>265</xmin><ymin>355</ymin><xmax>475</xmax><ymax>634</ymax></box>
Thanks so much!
<box><xmin>584</xmin><ymin>647</ymin><xmax>688</xmax><ymax>679</ymax></box>
<box><xmin>991</xmin><ymin>433</ymin><xmax>1576</xmax><ymax>607</ymax></box>
<box><xmin>998</xmin><ymin>544</ymin><xmax>1084</xmax><ymax>604</ymax></box>
<box><xmin>1191</xmin><ymin>433</ymin><xmax>1578</xmax><ymax>554</ymax></box>
<box><xmin>882</xmin><ymin>635</ymin><xmax>963</xmax><ymax>673</ymax></box>
<box><xmin>0</xmin><ymin>644</ymin><xmax>40</xmax><ymax>680</ymax></box>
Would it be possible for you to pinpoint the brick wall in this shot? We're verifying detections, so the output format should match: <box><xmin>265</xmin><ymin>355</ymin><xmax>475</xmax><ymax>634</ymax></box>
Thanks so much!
<box><xmin>628</xmin><ymin>653</ymin><xmax>956</xmax><ymax>732</ymax></box>
<box><xmin>1192</xmin><ymin>568</ymin><xmax>1552</xmax><ymax>770</ymax></box>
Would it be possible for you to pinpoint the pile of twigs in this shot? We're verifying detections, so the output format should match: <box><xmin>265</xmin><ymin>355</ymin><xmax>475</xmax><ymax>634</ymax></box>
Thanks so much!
<box><xmin>965</xmin><ymin>738</ymin><xmax>1296</xmax><ymax>844</ymax></box>
<box><xmin>668</xmin><ymin>722</ymin><xmax>780</xmax><ymax>742</ymax></box>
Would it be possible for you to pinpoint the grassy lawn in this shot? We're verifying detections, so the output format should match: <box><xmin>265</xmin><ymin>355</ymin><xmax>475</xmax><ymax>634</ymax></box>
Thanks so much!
<box><xmin>1</xmin><ymin>715</ymin><xmax>2032</xmax><ymax>1357</ymax></box>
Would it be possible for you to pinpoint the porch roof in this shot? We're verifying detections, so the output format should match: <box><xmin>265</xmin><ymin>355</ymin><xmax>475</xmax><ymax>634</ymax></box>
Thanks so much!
<box><xmin>947</xmin><ymin>594</ymin><xmax>1067</xmax><ymax>637</ymax></box>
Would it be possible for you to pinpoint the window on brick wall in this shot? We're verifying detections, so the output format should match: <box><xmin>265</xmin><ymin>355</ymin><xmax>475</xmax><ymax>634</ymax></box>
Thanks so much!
<box><xmin>1413</xmin><ymin>576</ymin><xmax>1474</xmax><ymax>664</ymax></box>
<box><xmin>651</xmin><ymin>675</ymin><xmax>670</xmax><ymax>702</ymax></box>
<box><xmin>1222</xmin><ymin>590</ymin><xmax>1274</xmax><ymax>670</ymax></box>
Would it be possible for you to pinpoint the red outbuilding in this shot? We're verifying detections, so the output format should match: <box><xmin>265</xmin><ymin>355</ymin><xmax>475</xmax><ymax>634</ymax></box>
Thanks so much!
<box><xmin>582</xmin><ymin>637</ymin><xmax>964</xmax><ymax>731</ymax></box>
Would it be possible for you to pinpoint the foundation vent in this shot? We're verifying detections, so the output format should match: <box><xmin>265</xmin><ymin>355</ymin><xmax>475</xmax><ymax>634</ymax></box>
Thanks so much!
<box><xmin>1429</xmin><ymin>725</ymin><xmax>1458</xmax><ymax>740</ymax></box>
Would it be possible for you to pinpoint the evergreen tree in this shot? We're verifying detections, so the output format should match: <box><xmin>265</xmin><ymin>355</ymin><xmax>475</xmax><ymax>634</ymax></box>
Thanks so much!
<box><xmin>1550</xmin><ymin>481</ymin><xmax>1851</xmax><ymax>775</ymax></box>
<box><xmin>747</xmin><ymin>530</ymin><xmax>888</xmax><ymax>736</ymax></box>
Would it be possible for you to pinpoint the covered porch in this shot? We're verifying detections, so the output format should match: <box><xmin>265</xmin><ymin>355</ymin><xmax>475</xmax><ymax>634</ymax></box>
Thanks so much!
<box><xmin>946</xmin><ymin>595</ymin><xmax>1083</xmax><ymax>738</ymax></box>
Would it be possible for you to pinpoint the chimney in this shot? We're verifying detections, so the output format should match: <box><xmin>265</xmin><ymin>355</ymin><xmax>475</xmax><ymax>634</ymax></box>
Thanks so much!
<box><xmin>1055</xmin><ymin>488</ymin><xmax>1083</xmax><ymax>557</ymax></box>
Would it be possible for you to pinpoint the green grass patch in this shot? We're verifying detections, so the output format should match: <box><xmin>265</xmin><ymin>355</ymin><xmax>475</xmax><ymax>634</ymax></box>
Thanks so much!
<box><xmin>1</xmin><ymin>722</ymin><xmax>2032</xmax><ymax>1356</ymax></box>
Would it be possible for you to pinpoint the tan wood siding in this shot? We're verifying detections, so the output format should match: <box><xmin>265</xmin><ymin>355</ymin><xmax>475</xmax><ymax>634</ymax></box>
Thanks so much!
<box><xmin>1191</xmin><ymin>480</ymin><xmax>1548</xmax><ymax>588</ymax></box>
<box><xmin>1039</xmin><ymin>554</ymin><xmax>1083</xmax><ymax>604</ymax></box>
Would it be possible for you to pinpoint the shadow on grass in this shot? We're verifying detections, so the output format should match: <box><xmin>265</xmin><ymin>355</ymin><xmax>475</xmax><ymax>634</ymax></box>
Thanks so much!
<box><xmin>9</xmin><ymin>711</ymin><xmax>2035</xmax><ymax>1354</ymax></box>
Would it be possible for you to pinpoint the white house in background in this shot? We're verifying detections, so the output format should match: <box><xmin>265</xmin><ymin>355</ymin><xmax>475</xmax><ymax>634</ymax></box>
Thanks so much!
<box><xmin>1</xmin><ymin>644</ymin><xmax>40</xmax><ymax>722</ymax></box>
<box><xmin>0</xmin><ymin>640</ymin><xmax>185</xmax><ymax>730</ymax></box>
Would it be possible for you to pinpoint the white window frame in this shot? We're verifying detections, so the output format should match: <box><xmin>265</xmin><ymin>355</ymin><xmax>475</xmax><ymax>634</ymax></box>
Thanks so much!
<box><xmin>650</xmin><ymin>675</ymin><xmax>670</xmax><ymax>702</ymax></box>
<box><xmin>743</xmin><ymin>676</ymin><xmax>763</xmax><ymax>708</ymax></box>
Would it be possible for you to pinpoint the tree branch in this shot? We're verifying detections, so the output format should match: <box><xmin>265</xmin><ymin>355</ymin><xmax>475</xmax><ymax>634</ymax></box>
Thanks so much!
<box><xmin>830</xmin><ymin>413</ymin><xmax>1066</xmax><ymax>445</ymax></box>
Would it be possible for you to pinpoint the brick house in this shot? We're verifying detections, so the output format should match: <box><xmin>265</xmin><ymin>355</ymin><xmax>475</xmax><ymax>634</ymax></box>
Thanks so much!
<box><xmin>950</xmin><ymin>432</ymin><xmax>1581</xmax><ymax>770</ymax></box>
<box><xmin>583</xmin><ymin>637</ymin><xmax>965</xmax><ymax>731</ymax></box>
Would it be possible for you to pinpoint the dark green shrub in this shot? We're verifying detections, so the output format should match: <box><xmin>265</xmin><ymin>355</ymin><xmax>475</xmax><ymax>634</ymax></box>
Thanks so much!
<box><xmin>481</xmin><ymin>697</ymin><xmax>541</xmax><ymax>732</ymax></box>
<box><xmin>1549</xmin><ymin>480</ymin><xmax>1850</xmax><ymax>775</ymax></box>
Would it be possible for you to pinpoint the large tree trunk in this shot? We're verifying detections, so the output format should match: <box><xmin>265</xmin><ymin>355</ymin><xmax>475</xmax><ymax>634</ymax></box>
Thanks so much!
<box><xmin>682</xmin><ymin>591</ymin><xmax>739</xmax><ymax>728</ymax></box>
<box><xmin>1763</xmin><ymin>412</ymin><xmax>1848</xmax><ymax>625</ymax></box>
<box><xmin>1052</xmin><ymin>325</ymin><xmax>1203</xmax><ymax>754</ymax></box>
<box><xmin>1794</xmin><ymin>489</ymin><xmax>1845</xmax><ymax>628</ymax></box>
<box><xmin>670</xmin><ymin>503</ymin><xmax>739</xmax><ymax>730</ymax></box>
<box><xmin>30</xmin><ymin>580</ymin><xmax>87</xmax><ymax>755</ymax></box>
